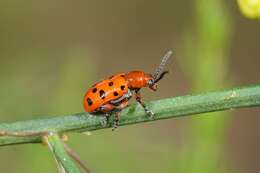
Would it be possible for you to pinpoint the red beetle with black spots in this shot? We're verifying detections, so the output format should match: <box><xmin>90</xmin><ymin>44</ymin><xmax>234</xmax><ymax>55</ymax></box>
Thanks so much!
<box><xmin>83</xmin><ymin>50</ymin><xmax>173</xmax><ymax>129</ymax></box>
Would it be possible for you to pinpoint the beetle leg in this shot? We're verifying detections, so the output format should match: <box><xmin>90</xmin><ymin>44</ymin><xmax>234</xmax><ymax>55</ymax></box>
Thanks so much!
<box><xmin>112</xmin><ymin>100</ymin><xmax>129</xmax><ymax>130</ymax></box>
<box><xmin>112</xmin><ymin>111</ymin><xmax>120</xmax><ymax>130</ymax></box>
<box><xmin>134</xmin><ymin>90</ymin><xmax>155</xmax><ymax>118</ymax></box>
<box><xmin>113</xmin><ymin>100</ymin><xmax>129</xmax><ymax>130</ymax></box>
<box><xmin>110</xmin><ymin>90</ymin><xmax>132</xmax><ymax>105</ymax></box>
<box><xmin>99</xmin><ymin>103</ymin><xmax>115</xmax><ymax>112</ymax></box>
<box><xmin>99</xmin><ymin>112</ymin><xmax>111</xmax><ymax>127</ymax></box>
<box><xmin>105</xmin><ymin>113</ymin><xmax>110</xmax><ymax>123</ymax></box>
<box><xmin>97</xmin><ymin>104</ymin><xmax>115</xmax><ymax>127</ymax></box>
<box><xmin>115</xmin><ymin>100</ymin><xmax>129</xmax><ymax>109</ymax></box>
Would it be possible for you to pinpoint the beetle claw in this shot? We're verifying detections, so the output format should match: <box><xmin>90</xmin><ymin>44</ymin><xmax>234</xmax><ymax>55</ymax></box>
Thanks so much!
<box><xmin>100</xmin><ymin>118</ymin><xmax>108</xmax><ymax>127</ymax></box>
<box><xmin>100</xmin><ymin>113</ymin><xmax>110</xmax><ymax>127</ymax></box>
<box><xmin>112</xmin><ymin>122</ymin><xmax>118</xmax><ymax>131</ymax></box>
<box><xmin>145</xmin><ymin>109</ymin><xmax>155</xmax><ymax>119</ymax></box>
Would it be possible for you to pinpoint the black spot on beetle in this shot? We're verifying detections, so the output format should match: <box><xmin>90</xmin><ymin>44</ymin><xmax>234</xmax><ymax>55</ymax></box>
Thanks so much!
<box><xmin>86</xmin><ymin>98</ymin><xmax>93</xmax><ymax>106</ymax></box>
<box><xmin>99</xmin><ymin>90</ymin><xmax>106</xmax><ymax>99</ymax></box>
<box><xmin>120</xmin><ymin>85</ymin><xmax>125</xmax><ymax>90</ymax></box>
<box><xmin>113</xmin><ymin>91</ymin><xmax>119</xmax><ymax>96</ymax></box>
<box><xmin>108</xmin><ymin>81</ymin><xmax>114</xmax><ymax>86</ymax></box>
<box><xmin>120</xmin><ymin>74</ymin><xmax>125</xmax><ymax>78</ymax></box>
<box><xmin>92</xmin><ymin>88</ymin><xmax>97</xmax><ymax>93</ymax></box>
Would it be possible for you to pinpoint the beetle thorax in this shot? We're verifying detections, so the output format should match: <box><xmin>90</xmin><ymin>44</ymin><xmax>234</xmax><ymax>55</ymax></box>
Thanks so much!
<box><xmin>125</xmin><ymin>71</ymin><xmax>152</xmax><ymax>89</ymax></box>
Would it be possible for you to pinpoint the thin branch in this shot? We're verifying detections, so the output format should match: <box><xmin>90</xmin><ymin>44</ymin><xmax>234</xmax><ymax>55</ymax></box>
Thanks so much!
<box><xmin>46</xmin><ymin>133</ymin><xmax>81</xmax><ymax>173</ymax></box>
<box><xmin>62</xmin><ymin>141</ymin><xmax>92</xmax><ymax>173</ymax></box>
<box><xmin>0</xmin><ymin>85</ymin><xmax>260</xmax><ymax>146</ymax></box>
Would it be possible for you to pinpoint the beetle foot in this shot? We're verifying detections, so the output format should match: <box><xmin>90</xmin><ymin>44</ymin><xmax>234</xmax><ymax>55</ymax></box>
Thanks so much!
<box><xmin>112</xmin><ymin>122</ymin><xmax>118</xmax><ymax>131</ymax></box>
<box><xmin>100</xmin><ymin>118</ymin><xmax>107</xmax><ymax>127</ymax></box>
<box><xmin>112</xmin><ymin>118</ymin><xmax>119</xmax><ymax>131</ymax></box>
<box><xmin>100</xmin><ymin>113</ymin><xmax>110</xmax><ymax>127</ymax></box>
<box><xmin>145</xmin><ymin>109</ymin><xmax>155</xmax><ymax>119</ymax></box>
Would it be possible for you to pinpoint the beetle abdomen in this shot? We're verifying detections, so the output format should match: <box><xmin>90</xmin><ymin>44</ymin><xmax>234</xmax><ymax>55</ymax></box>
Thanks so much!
<box><xmin>83</xmin><ymin>73</ymin><xmax>129</xmax><ymax>113</ymax></box>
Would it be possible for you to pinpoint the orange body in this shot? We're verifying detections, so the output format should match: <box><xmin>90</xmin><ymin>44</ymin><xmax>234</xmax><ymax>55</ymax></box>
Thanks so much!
<box><xmin>83</xmin><ymin>71</ymin><xmax>154</xmax><ymax>113</ymax></box>
<box><xmin>83</xmin><ymin>73</ymin><xmax>129</xmax><ymax>112</ymax></box>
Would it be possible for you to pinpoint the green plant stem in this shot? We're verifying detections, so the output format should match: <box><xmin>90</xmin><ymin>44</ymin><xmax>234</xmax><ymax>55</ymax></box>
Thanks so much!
<box><xmin>46</xmin><ymin>133</ymin><xmax>81</xmax><ymax>173</ymax></box>
<box><xmin>0</xmin><ymin>85</ymin><xmax>260</xmax><ymax>146</ymax></box>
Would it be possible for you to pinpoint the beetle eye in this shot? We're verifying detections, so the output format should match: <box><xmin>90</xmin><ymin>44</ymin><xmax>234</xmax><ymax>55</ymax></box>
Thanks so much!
<box><xmin>148</xmin><ymin>79</ymin><xmax>154</xmax><ymax>86</ymax></box>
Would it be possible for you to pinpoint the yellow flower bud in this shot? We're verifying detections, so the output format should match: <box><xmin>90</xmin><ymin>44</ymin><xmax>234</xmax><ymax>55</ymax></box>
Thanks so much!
<box><xmin>238</xmin><ymin>0</ymin><xmax>260</xmax><ymax>19</ymax></box>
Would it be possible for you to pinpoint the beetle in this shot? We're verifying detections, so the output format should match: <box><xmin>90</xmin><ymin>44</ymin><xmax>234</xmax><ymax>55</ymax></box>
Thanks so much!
<box><xmin>83</xmin><ymin>50</ymin><xmax>173</xmax><ymax>129</ymax></box>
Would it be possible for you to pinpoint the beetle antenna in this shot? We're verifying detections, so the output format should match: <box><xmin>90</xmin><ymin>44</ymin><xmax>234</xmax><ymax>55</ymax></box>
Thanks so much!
<box><xmin>153</xmin><ymin>50</ymin><xmax>173</xmax><ymax>81</ymax></box>
<box><xmin>154</xmin><ymin>70</ymin><xmax>169</xmax><ymax>83</ymax></box>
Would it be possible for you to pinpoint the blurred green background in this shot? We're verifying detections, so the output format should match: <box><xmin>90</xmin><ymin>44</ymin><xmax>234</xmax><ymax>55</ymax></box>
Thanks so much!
<box><xmin>0</xmin><ymin>0</ymin><xmax>260</xmax><ymax>173</ymax></box>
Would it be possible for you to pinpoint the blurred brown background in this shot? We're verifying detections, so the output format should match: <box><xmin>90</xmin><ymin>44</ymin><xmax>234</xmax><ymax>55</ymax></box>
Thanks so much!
<box><xmin>0</xmin><ymin>0</ymin><xmax>259</xmax><ymax>173</ymax></box>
